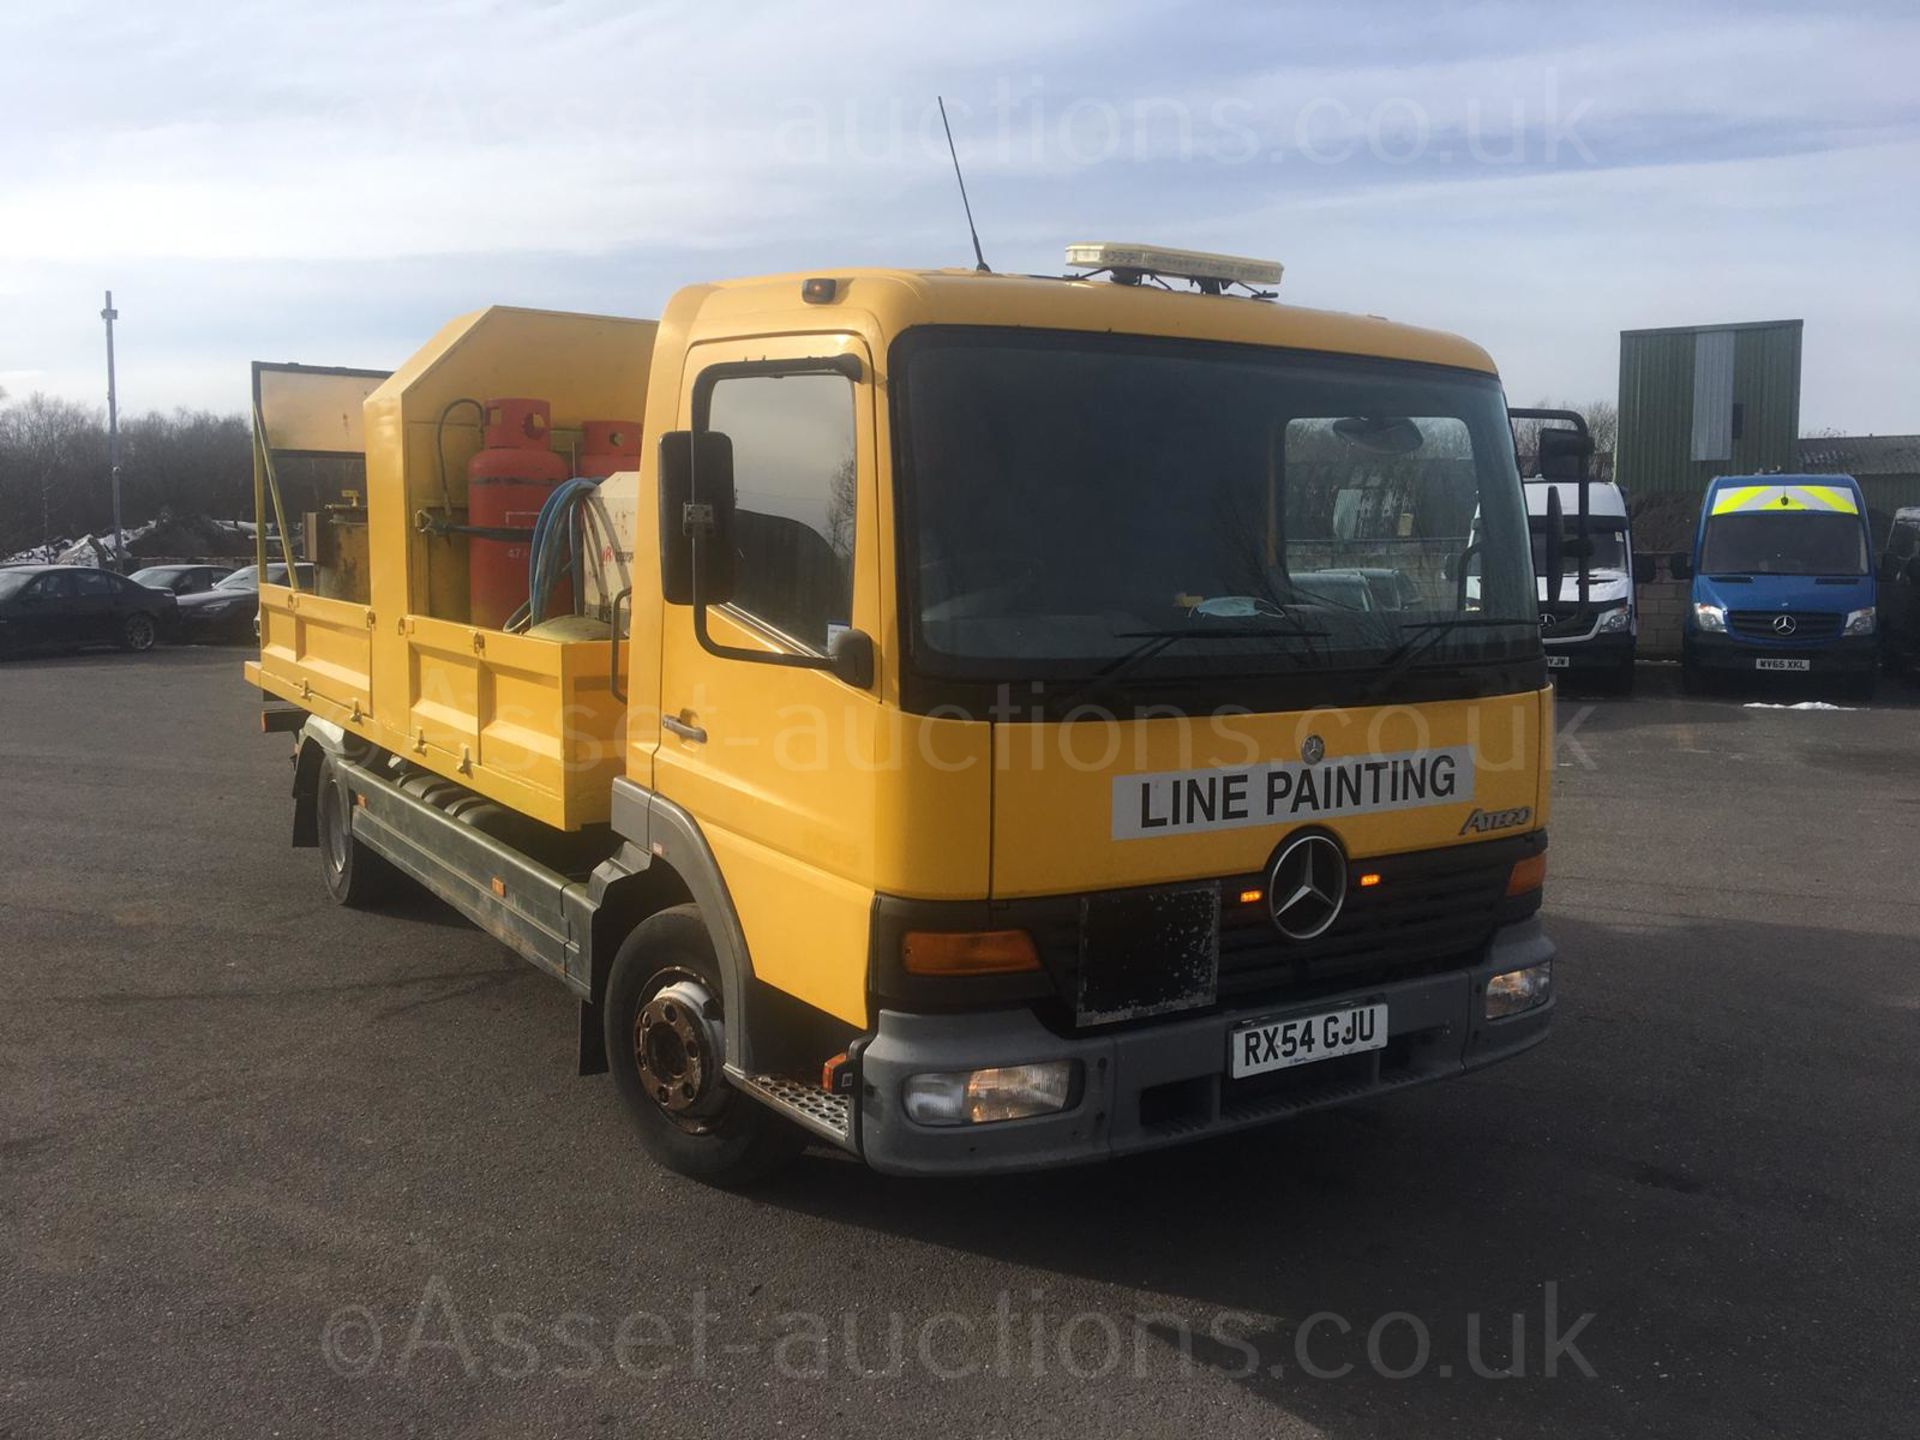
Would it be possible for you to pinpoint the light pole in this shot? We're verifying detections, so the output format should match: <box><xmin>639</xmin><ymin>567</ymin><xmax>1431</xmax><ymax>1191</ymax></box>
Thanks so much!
<box><xmin>101</xmin><ymin>290</ymin><xmax>122</xmax><ymax>571</ymax></box>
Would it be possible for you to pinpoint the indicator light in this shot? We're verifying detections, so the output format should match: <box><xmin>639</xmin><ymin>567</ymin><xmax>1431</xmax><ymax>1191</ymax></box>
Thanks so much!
<box><xmin>901</xmin><ymin>929</ymin><xmax>1041</xmax><ymax>976</ymax></box>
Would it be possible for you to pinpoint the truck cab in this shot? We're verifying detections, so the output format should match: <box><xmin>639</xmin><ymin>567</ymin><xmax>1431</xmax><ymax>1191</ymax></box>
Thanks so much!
<box><xmin>1679</xmin><ymin>474</ymin><xmax>1878</xmax><ymax>698</ymax></box>
<box><xmin>247</xmin><ymin>246</ymin><xmax>1559</xmax><ymax>1183</ymax></box>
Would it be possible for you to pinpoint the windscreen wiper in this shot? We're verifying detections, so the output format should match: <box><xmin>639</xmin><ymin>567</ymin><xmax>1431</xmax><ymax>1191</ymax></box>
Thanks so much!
<box><xmin>1053</xmin><ymin>622</ymin><xmax>1330</xmax><ymax>714</ymax></box>
<box><xmin>1356</xmin><ymin>617</ymin><xmax>1532</xmax><ymax>705</ymax></box>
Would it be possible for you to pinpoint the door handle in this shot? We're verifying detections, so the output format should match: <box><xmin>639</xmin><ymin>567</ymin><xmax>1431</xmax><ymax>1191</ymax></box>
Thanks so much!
<box><xmin>663</xmin><ymin>712</ymin><xmax>707</xmax><ymax>744</ymax></box>
<box><xmin>608</xmin><ymin>588</ymin><xmax>632</xmax><ymax>704</ymax></box>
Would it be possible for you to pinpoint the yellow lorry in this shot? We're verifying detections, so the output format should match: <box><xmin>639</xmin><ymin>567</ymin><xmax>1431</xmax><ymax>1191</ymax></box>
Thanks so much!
<box><xmin>246</xmin><ymin>244</ymin><xmax>1557</xmax><ymax>1183</ymax></box>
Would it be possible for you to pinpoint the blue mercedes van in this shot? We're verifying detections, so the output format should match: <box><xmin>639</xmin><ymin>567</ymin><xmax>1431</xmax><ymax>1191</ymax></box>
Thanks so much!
<box><xmin>1678</xmin><ymin>474</ymin><xmax>1877</xmax><ymax>699</ymax></box>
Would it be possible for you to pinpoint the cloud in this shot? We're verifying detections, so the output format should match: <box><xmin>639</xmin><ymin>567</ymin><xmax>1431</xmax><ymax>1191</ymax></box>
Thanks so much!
<box><xmin>2</xmin><ymin>0</ymin><xmax>1917</xmax><ymax>431</ymax></box>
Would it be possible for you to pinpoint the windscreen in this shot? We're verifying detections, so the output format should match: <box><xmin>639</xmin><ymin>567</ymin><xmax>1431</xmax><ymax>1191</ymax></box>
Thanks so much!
<box><xmin>897</xmin><ymin>329</ymin><xmax>1536</xmax><ymax>701</ymax></box>
<box><xmin>1702</xmin><ymin>512</ymin><xmax>1868</xmax><ymax>575</ymax></box>
<box><xmin>1530</xmin><ymin>523</ymin><xmax>1628</xmax><ymax>575</ymax></box>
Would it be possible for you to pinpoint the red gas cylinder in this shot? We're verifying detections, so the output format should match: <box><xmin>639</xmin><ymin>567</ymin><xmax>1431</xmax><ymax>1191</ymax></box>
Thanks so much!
<box><xmin>578</xmin><ymin>419</ymin><xmax>642</xmax><ymax>479</ymax></box>
<box><xmin>468</xmin><ymin>397</ymin><xmax>569</xmax><ymax>629</ymax></box>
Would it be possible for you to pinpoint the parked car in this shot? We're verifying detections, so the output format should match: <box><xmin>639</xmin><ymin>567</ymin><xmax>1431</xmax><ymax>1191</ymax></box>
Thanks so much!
<box><xmin>175</xmin><ymin>562</ymin><xmax>316</xmax><ymax>643</ymax></box>
<box><xmin>1879</xmin><ymin>507</ymin><xmax>1920</xmax><ymax>677</ymax></box>
<box><xmin>129</xmin><ymin>563</ymin><xmax>231</xmax><ymax>597</ymax></box>
<box><xmin>0</xmin><ymin>564</ymin><xmax>178</xmax><ymax>656</ymax></box>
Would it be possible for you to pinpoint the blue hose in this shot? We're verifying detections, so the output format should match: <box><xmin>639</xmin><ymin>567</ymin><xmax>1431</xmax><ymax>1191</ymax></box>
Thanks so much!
<box><xmin>524</xmin><ymin>477</ymin><xmax>605</xmax><ymax>628</ymax></box>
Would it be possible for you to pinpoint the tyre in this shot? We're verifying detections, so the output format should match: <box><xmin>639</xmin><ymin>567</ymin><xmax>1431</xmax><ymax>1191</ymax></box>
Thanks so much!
<box><xmin>119</xmin><ymin>611</ymin><xmax>158</xmax><ymax>653</ymax></box>
<box><xmin>1845</xmin><ymin>672</ymin><xmax>1878</xmax><ymax>705</ymax></box>
<box><xmin>1681</xmin><ymin>660</ymin><xmax>1712</xmax><ymax>697</ymax></box>
<box><xmin>604</xmin><ymin>905</ymin><xmax>805</xmax><ymax>1187</ymax></box>
<box><xmin>316</xmin><ymin>754</ymin><xmax>399</xmax><ymax>907</ymax></box>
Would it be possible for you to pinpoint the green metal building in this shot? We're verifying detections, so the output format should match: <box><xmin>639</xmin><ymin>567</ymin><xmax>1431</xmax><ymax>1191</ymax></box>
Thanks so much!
<box><xmin>1616</xmin><ymin>319</ymin><xmax>1803</xmax><ymax>497</ymax></box>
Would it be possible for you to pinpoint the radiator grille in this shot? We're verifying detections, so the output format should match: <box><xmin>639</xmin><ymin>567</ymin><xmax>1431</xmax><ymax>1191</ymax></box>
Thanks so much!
<box><xmin>1728</xmin><ymin>610</ymin><xmax>1843</xmax><ymax>640</ymax></box>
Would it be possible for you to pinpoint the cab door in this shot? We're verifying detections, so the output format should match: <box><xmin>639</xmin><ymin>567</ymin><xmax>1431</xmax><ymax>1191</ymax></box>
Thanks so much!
<box><xmin>651</xmin><ymin>333</ymin><xmax>885</xmax><ymax>1029</ymax></box>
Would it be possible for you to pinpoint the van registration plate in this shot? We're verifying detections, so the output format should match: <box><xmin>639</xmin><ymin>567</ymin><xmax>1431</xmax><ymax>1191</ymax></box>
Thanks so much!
<box><xmin>1230</xmin><ymin>1003</ymin><xmax>1388</xmax><ymax>1079</ymax></box>
<box><xmin>1755</xmin><ymin>657</ymin><xmax>1810</xmax><ymax>671</ymax></box>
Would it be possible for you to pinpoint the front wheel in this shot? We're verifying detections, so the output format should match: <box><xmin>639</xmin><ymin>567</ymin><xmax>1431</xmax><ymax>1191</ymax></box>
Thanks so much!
<box><xmin>604</xmin><ymin>905</ymin><xmax>805</xmax><ymax>1187</ymax></box>
<box><xmin>119</xmin><ymin>611</ymin><xmax>158</xmax><ymax>653</ymax></box>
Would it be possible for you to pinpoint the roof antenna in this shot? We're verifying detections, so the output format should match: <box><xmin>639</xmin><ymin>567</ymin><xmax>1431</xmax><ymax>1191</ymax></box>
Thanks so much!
<box><xmin>937</xmin><ymin>96</ymin><xmax>991</xmax><ymax>273</ymax></box>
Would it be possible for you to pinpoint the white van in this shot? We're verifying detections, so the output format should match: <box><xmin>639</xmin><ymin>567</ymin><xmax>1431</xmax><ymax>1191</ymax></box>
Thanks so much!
<box><xmin>1527</xmin><ymin>477</ymin><xmax>1636</xmax><ymax>692</ymax></box>
<box><xmin>1469</xmin><ymin>411</ymin><xmax>1636</xmax><ymax>692</ymax></box>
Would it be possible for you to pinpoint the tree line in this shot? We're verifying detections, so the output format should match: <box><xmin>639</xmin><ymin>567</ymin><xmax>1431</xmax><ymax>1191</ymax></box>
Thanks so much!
<box><xmin>0</xmin><ymin>389</ymin><xmax>255</xmax><ymax>559</ymax></box>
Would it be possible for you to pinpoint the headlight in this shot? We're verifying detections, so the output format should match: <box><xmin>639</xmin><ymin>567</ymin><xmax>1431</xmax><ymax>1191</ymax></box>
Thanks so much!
<box><xmin>902</xmin><ymin>1061</ymin><xmax>1077</xmax><ymax>1126</ymax></box>
<box><xmin>1486</xmin><ymin>961</ymin><xmax>1553</xmax><ymax>1019</ymax></box>
<box><xmin>1598</xmin><ymin>605</ymin><xmax>1632</xmax><ymax>633</ymax></box>
<box><xmin>1692</xmin><ymin>602</ymin><xmax>1727</xmax><ymax>633</ymax></box>
<box><xmin>1844</xmin><ymin>607</ymin><xmax>1876</xmax><ymax>636</ymax></box>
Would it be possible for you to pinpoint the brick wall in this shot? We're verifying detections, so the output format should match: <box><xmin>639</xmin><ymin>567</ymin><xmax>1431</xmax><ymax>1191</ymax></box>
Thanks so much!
<box><xmin>1634</xmin><ymin>578</ymin><xmax>1689</xmax><ymax>658</ymax></box>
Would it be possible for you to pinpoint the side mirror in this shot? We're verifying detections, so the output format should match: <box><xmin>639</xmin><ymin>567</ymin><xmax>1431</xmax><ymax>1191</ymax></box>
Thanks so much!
<box><xmin>658</xmin><ymin>429</ymin><xmax>736</xmax><ymax>607</ymax></box>
<box><xmin>1537</xmin><ymin>427</ymin><xmax>1594</xmax><ymax>481</ymax></box>
<box><xmin>829</xmin><ymin>628</ymin><xmax>875</xmax><ymax>688</ymax></box>
<box><xmin>1670</xmin><ymin>554</ymin><xmax>1694</xmax><ymax>581</ymax></box>
<box><xmin>1543</xmin><ymin>486</ymin><xmax>1566</xmax><ymax>607</ymax></box>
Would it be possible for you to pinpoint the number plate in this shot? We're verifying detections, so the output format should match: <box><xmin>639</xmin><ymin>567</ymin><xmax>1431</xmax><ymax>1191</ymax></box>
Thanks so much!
<box><xmin>1229</xmin><ymin>1003</ymin><xmax>1388</xmax><ymax>1079</ymax></box>
<box><xmin>1755</xmin><ymin>657</ymin><xmax>1811</xmax><ymax>671</ymax></box>
<box><xmin>1545</xmin><ymin>654</ymin><xmax>1571</xmax><ymax>669</ymax></box>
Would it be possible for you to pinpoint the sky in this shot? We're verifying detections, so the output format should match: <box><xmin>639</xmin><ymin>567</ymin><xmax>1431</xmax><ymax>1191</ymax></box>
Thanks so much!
<box><xmin>3</xmin><ymin>0</ymin><xmax>1917</xmax><ymax>434</ymax></box>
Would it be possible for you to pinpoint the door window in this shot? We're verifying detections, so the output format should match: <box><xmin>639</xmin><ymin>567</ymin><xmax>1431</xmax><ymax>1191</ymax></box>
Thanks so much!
<box><xmin>702</xmin><ymin>371</ymin><xmax>858</xmax><ymax>653</ymax></box>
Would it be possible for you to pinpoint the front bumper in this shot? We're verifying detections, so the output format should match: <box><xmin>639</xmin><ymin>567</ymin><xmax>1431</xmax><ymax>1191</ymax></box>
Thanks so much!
<box><xmin>1544</xmin><ymin>629</ymin><xmax>1634</xmax><ymax>672</ymax></box>
<box><xmin>857</xmin><ymin>915</ymin><xmax>1554</xmax><ymax>1176</ymax></box>
<box><xmin>1684</xmin><ymin>631</ymin><xmax>1878</xmax><ymax>675</ymax></box>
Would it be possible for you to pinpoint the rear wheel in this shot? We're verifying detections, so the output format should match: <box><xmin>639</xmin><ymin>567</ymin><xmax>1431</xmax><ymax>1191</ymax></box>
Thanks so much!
<box><xmin>316</xmin><ymin>754</ymin><xmax>399</xmax><ymax>907</ymax></box>
<box><xmin>604</xmin><ymin>905</ymin><xmax>805</xmax><ymax>1187</ymax></box>
<box><xmin>118</xmin><ymin>611</ymin><xmax>158</xmax><ymax>653</ymax></box>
